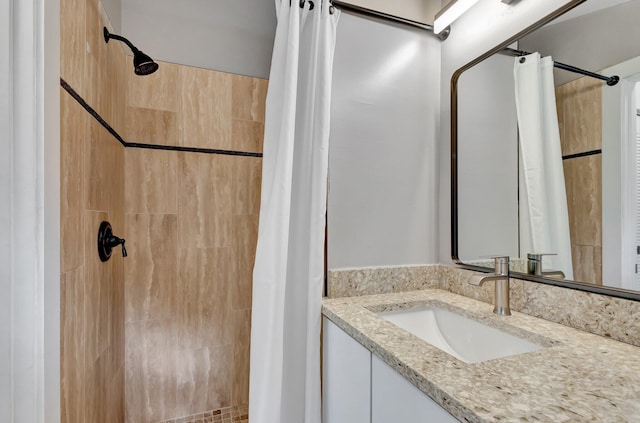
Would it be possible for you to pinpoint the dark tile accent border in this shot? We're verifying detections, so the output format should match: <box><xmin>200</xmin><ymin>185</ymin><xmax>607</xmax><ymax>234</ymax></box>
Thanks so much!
<box><xmin>60</xmin><ymin>78</ymin><xmax>263</xmax><ymax>158</ymax></box>
<box><xmin>60</xmin><ymin>78</ymin><xmax>127</xmax><ymax>147</ymax></box>
<box><xmin>562</xmin><ymin>149</ymin><xmax>601</xmax><ymax>160</ymax></box>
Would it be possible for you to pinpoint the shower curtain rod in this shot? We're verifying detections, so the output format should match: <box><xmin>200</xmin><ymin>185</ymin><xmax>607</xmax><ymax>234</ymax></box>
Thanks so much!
<box><xmin>503</xmin><ymin>47</ymin><xmax>620</xmax><ymax>86</ymax></box>
<box><xmin>331</xmin><ymin>0</ymin><xmax>447</xmax><ymax>39</ymax></box>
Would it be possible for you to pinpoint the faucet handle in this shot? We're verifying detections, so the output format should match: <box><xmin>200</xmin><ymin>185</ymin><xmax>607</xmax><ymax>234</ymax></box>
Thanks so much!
<box><xmin>480</xmin><ymin>255</ymin><xmax>510</xmax><ymax>274</ymax></box>
<box><xmin>480</xmin><ymin>255</ymin><xmax>509</xmax><ymax>266</ymax></box>
<box><xmin>527</xmin><ymin>253</ymin><xmax>560</xmax><ymax>276</ymax></box>
<box><xmin>480</xmin><ymin>254</ymin><xmax>510</xmax><ymax>259</ymax></box>
<box><xmin>527</xmin><ymin>253</ymin><xmax>556</xmax><ymax>261</ymax></box>
<box><xmin>493</xmin><ymin>256</ymin><xmax>509</xmax><ymax>275</ymax></box>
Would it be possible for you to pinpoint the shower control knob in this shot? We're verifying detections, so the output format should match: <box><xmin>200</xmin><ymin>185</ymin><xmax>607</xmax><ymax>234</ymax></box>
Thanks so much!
<box><xmin>97</xmin><ymin>221</ymin><xmax>128</xmax><ymax>262</ymax></box>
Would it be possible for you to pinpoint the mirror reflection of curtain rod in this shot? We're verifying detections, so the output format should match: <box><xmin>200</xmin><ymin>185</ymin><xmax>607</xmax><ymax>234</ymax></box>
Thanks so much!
<box><xmin>502</xmin><ymin>47</ymin><xmax>620</xmax><ymax>86</ymax></box>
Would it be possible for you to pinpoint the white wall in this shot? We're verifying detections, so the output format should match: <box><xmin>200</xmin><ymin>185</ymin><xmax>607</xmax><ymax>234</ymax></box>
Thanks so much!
<box><xmin>438</xmin><ymin>0</ymin><xmax>580</xmax><ymax>264</ymax></box>
<box><xmin>520</xmin><ymin>0</ymin><xmax>640</xmax><ymax>86</ymax></box>
<box><xmin>102</xmin><ymin>0</ymin><xmax>121</xmax><ymax>31</ymax></box>
<box><xmin>0</xmin><ymin>0</ymin><xmax>11</xmax><ymax>418</ymax></box>
<box><xmin>601</xmin><ymin>57</ymin><xmax>640</xmax><ymax>288</ymax></box>
<box><xmin>346</xmin><ymin>0</ymin><xmax>441</xmax><ymax>25</ymax></box>
<box><xmin>122</xmin><ymin>0</ymin><xmax>277</xmax><ymax>78</ymax></box>
<box><xmin>457</xmin><ymin>53</ymin><xmax>519</xmax><ymax>261</ymax></box>
<box><xmin>328</xmin><ymin>13</ymin><xmax>440</xmax><ymax>269</ymax></box>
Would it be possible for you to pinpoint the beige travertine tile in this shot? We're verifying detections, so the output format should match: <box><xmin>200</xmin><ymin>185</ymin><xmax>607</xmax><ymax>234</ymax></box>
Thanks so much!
<box><xmin>176</xmin><ymin>248</ymin><xmax>233</xmax><ymax>349</ymax></box>
<box><xmin>563</xmin><ymin>154</ymin><xmax>602</xmax><ymax>248</ymax></box>
<box><xmin>83</xmin><ymin>0</ymin><xmax>107</xmax><ymax>115</ymax></box>
<box><xmin>61</xmin><ymin>1</ymin><xmax>129</xmax><ymax>422</ymax></box>
<box><xmin>230</xmin><ymin>215</ymin><xmax>258</xmax><ymax>311</ymax></box>
<box><xmin>232</xmin><ymin>156</ymin><xmax>262</xmax><ymax>216</ymax></box>
<box><xmin>179</xmin><ymin>66</ymin><xmax>232</xmax><ymax>149</ymax></box>
<box><xmin>110</xmin><ymin>243</ymin><xmax>126</xmax><ymax>373</ymax></box>
<box><xmin>555</xmin><ymin>85</ymin><xmax>566</xmax><ymax>155</ymax></box>
<box><xmin>85</xmin><ymin>349</ymin><xmax>109</xmax><ymax>423</ymax></box>
<box><xmin>107</xmin><ymin>366</ymin><xmax>125</xmax><ymax>423</ymax></box>
<box><xmin>126</xmin><ymin>60</ymin><xmax>181</xmax><ymax>112</ymax></box>
<box><xmin>61</xmin><ymin>90</ymin><xmax>88</xmax><ymax>272</ymax></box>
<box><xmin>60</xmin><ymin>0</ymin><xmax>86</xmax><ymax>92</ymax></box>
<box><xmin>124</xmin><ymin>107</ymin><xmax>178</xmax><ymax>145</ymax></box>
<box><xmin>61</xmin><ymin>268</ymin><xmax>87</xmax><ymax>423</ymax></box>
<box><xmin>125</xmin><ymin>319</ymin><xmax>179</xmax><ymax>422</ymax></box>
<box><xmin>125</xmin><ymin>148</ymin><xmax>178</xmax><ymax>214</ymax></box>
<box><xmin>177</xmin><ymin>213</ymin><xmax>234</xmax><ymax>251</ymax></box>
<box><xmin>557</xmin><ymin>76</ymin><xmax>602</xmax><ymax>156</ymax></box>
<box><xmin>124</xmin><ymin>321</ymin><xmax>144</xmax><ymax>423</ymax></box>
<box><xmin>231</xmin><ymin>119</ymin><xmax>264</xmax><ymax>153</ymax></box>
<box><xmin>572</xmin><ymin>244</ymin><xmax>603</xmax><ymax>286</ymax></box>
<box><xmin>231</xmin><ymin>309</ymin><xmax>251</xmax><ymax>406</ymax></box>
<box><xmin>124</xmin><ymin>213</ymin><xmax>178</xmax><ymax>323</ymax></box>
<box><xmin>232</xmin><ymin>75</ymin><xmax>268</xmax><ymax>123</ymax></box>
<box><xmin>86</xmin><ymin>118</ymin><xmax>125</xmax><ymax>212</ymax></box>
<box><xmin>174</xmin><ymin>346</ymin><xmax>233</xmax><ymax>418</ymax></box>
<box><xmin>255</xmin><ymin>79</ymin><xmax>268</xmax><ymax>122</ymax></box>
<box><xmin>65</xmin><ymin>45</ymin><xmax>264</xmax><ymax>422</ymax></box>
<box><xmin>177</xmin><ymin>153</ymin><xmax>234</xmax><ymax>248</ymax></box>
<box><xmin>107</xmin><ymin>28</ymin><xmax>127</xmax><ymax>135</ymax></box>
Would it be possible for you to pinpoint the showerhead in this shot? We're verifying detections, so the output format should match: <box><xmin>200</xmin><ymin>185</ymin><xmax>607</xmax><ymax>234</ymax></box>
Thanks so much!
<box><xmin>133</xmin><ymin>51</ymin><xmax>159</xmax><ymax>76</ymax></box>
<box><xmin>104</xmin><ymin>27</ymin><xmax>159</xmax><ymax>76</ymax></box>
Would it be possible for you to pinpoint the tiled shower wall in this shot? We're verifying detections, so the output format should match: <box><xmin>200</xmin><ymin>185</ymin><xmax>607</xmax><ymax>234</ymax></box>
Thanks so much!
<box><xmin>555</xmin><ymin>76</ymin><xmax>603</xmax><ymax>284</ymax></box>
<box><xmin>61</xmin><ymin>0</ymin><xmax>265</xmax><ymax>420</ymax></box>
<box><xmin>123</xmin><ymin>61</ymin><xmax>265</xmax><ymax>423</ymax></box>
<box><xmin>60</xmin><ymin>0</ymin><xmax>127</xmax><ymax>421</ymax></box>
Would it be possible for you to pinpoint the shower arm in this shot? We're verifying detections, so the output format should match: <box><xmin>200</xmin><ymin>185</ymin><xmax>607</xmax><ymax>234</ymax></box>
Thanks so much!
<box><xmin>103</xmin><ymin>28</ymin><xmax>140</xmax><ymax>54</ymax></box>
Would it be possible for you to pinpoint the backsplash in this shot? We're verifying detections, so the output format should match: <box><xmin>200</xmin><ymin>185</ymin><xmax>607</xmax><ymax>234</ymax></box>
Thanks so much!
<box><xmin>328</xmin><ymin>265</ymin><xmax>640</xmax><ymax>347</ymax></box>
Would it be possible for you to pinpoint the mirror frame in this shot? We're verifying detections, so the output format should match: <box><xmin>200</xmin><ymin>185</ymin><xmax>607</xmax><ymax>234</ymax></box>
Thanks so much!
<box><xmin>450</xmin><ymin>0</ymin><xmax>640</xmax><ymax>302</ymax></box>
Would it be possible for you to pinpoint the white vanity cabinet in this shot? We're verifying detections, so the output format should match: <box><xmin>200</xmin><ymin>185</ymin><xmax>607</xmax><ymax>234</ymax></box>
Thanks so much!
<box><xmin>322</xmin><ymin>317</ymin><xmax>460</xmax><ymax>423</ymax></box>
<box><xmin>322</xmin><ymin>317</ymin><xmax>371</xmax><ymax>422</ymax></box>
<box><xmin>371</xmin><ymin>355</ymin><xmax>459</xmax><ymax>423</ymax></box>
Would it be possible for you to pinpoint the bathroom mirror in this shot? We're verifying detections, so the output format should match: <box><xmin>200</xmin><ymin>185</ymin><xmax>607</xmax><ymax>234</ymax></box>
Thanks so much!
<box><xmin>452</xmin><ymin>0</ymin><xmax>640</xmax><ymax>301</ymax></box>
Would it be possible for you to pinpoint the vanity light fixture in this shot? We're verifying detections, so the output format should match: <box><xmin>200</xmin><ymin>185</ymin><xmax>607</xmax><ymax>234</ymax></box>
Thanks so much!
<box><xmin>433</xmin><ymin>0</ymin><xmax>481</xmax><ymax>35</ymax></box>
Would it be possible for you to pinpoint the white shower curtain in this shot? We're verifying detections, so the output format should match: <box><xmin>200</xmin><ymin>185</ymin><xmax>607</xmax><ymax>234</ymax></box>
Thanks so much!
<box><xmin>514</xmin><ymin>52</ymin><xmax>573</xmax><ymax>279</ymax></box>
<box><xmin>249</xmin><ymin>1</ymin><xmax>339</xmax><ymax>423</ymax></box>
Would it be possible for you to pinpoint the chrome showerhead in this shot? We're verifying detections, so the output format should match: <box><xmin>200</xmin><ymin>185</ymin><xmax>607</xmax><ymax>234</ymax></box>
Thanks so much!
<box><xmin>104</xmin><ymin>27</ymin><xmax>159</xmax><ymax>76</ymax></box>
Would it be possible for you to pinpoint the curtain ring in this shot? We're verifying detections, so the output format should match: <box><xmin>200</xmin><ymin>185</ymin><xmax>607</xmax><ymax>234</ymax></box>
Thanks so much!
<box><xmin>519</xmin><ymin>57</ymin><xmax>526</xmax><ymax>64</ymax></box>
<box><xmin>300</xmin><ymin>0</ymin><xmax>314</xmax><ymax>10</ymax></box>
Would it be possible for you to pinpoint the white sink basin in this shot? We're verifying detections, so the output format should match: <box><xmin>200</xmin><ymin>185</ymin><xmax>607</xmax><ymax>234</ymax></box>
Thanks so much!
<box><xmin>378</xmin><ymin>307</ymin><xmax>543</xmax><ymax>363</ymax></box>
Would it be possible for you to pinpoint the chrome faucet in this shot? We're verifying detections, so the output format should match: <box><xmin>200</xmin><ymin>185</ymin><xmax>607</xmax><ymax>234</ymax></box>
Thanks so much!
<box><xmin>527</xmin><ymin>253</ymin><xmax>565</xmax><ymax>279</ymax></box>
<box><xmin>467</xmin><ymin>256</ymin><xmax>511</xmax><ymax>316</ymax></box>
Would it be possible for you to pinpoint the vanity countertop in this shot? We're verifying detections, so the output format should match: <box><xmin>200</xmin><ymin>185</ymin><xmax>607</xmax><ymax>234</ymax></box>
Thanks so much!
<box><xmin>322</xmin><ymin>289</ymin><xmax>640</xmax><ymax>422</ymax></box>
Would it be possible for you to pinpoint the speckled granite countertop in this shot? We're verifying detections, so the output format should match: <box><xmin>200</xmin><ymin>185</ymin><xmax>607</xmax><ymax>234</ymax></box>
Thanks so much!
<box><xmin>322</xmin><ymin>289</ymin><xmax>640</xmax><ymax>422</ymax></box>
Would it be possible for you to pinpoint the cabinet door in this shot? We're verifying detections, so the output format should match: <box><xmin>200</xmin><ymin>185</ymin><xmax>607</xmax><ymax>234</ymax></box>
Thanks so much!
<box><xmin>371</xmin><ymin>355</ymin><xmax>459</xmax><ymax>423</ymax></box>
<box><xmin>322</xmin><ymin>318</ymin><xmax>371</xmax><ymax>423</ymax></box>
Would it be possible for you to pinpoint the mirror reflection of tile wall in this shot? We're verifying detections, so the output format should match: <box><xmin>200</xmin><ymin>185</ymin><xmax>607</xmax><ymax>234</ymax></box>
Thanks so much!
<box><xmin>555</xmin><ymin>76</ymin><xmax>603</xmax><ymax>285</ymax></box>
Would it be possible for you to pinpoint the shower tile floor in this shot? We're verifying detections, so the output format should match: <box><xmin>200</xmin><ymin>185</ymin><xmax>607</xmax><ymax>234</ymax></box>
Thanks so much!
<box><xmin>157</xmin><ymin>404</ymin><xmax>249</xmax><ymax>423</ymax></box>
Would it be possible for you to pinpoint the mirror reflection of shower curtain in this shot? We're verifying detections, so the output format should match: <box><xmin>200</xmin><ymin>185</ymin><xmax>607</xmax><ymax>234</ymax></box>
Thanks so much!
<box><xmin>514</xmin><ymin>52</ymin><xmax>574</xmax><ymax>279</ymax></box>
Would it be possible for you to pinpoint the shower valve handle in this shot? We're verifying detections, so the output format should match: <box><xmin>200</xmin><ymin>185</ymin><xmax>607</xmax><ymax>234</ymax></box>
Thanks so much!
<box><xmin>107</xmin><ymin>235</ymin><xmax>127</xmax><ymax>257</ymax></box>
<box><xmin>98</xmin><ymin>221</ymin><xmax>128</xmax><ymax>261</ymax></box>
